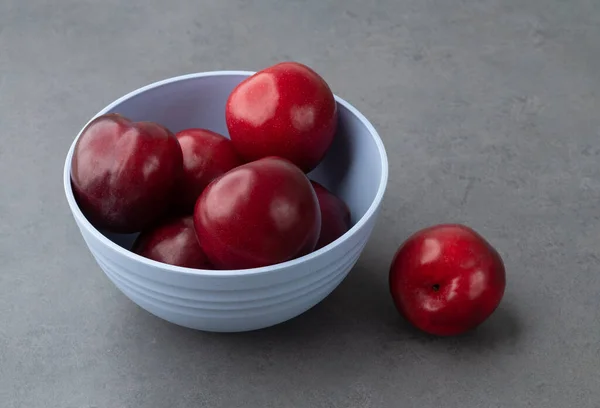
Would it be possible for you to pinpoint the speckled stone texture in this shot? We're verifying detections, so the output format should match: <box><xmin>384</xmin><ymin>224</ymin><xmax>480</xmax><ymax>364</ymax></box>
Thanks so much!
<box><xmin>1</xmin><ymin>0</ymin><xmax>599</xmax><ymax>407</ymax></box>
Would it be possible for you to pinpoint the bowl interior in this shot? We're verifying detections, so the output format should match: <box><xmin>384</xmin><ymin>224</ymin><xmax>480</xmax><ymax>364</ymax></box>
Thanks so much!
<box><xmin>69</xmin><ymin>72</ymin><xmax>386</xmax><ymax>254</ymax></box>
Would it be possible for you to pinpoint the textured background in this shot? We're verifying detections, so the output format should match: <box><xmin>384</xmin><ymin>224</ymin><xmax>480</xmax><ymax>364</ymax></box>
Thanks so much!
<box><xmin>1</xmin><ymin>0</ymin><xmax>599</xmax><ymax>407</ymax></box>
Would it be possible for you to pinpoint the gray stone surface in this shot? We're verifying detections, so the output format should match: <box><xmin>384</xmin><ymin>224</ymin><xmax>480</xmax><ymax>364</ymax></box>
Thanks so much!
<box><xmin>1</xmin><ymin>0</ymin><xmax>599</xmax><ymax>406</ymax></box>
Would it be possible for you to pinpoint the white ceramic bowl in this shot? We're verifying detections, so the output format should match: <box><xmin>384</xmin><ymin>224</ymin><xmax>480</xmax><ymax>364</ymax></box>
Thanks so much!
<box><xmin>63</xmin><ymin>71</ymin><xmax>388</xmax><ymax>332</ymax></box>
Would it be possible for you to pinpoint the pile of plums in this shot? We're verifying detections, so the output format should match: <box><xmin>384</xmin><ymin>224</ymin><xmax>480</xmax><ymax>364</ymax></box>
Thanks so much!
<box><xmin>71</xmin><ymin>61</ymin><xmax>507</xmax><ymax>337</ymax></box>
<box><xmin>71</xmin><ymin>62</ymin><xmax>351</xmax><ymax>271</ymax></box>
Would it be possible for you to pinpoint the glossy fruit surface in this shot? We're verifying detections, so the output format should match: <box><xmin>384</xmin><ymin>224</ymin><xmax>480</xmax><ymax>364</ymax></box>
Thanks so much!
<box><xmin>226</xmin><ymin>62</ymin><xmax>337</xmax><ymax>173</ymax></box>
<box><xmin>310</xmin><ymin>181</ymin><xmax>351</xmax><ymax>249</ymax></box>
<box><xmin>194</xmin><ymin>156</ymin><xmax>321</xmax><ymax>269</ymax></box>
<box><xmin>132</xmin><ymin>216</ymin><xmax>211</xmax><ymax>269</ymax></box>
<box><xmin>70</xmin><ymin>113</ymin><xmax>182</xmax><ymax>233</ymax></box>
<box><xmin>174</xmin><ymin>128</ymin><xmax>242</xmax><ymax>213</ymax></box>
<box><xmin>389</xmin><ymin>224</ymin><xmax>506</xmax><ymax>336</ymax></box>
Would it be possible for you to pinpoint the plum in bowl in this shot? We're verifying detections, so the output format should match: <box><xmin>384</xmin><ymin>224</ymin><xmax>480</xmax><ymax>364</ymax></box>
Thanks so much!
<box><xmin>63</xmin><ymin>71</ymin><xmax>388</xmax><ymax>332</ymax></box>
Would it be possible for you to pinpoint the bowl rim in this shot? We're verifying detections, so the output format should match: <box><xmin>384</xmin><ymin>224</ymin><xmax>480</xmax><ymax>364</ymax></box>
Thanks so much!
<box><xmin>63</xmin><ymin>70</ymin><xmax>389</xmax><ymax>277</ymax></box>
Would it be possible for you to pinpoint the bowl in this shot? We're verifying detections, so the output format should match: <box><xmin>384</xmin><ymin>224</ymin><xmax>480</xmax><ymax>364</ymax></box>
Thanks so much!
<box><xmin>63</xmin><ymin>71</ymin><xmax>388</xmax><ymax>332</ymax></box>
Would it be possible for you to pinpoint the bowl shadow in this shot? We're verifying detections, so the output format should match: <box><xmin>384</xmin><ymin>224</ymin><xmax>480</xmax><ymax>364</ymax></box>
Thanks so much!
<box><xmin>120</xmin><ymin>257</ymin><xmax>392</xmax><ymax>345</ymax></box>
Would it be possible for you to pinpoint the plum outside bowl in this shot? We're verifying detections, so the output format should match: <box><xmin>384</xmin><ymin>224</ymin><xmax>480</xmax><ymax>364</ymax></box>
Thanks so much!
<box><xmin>63</xmin><ymin>71</ymin><xmax>388</xmax><ymax>332</ymax></box>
